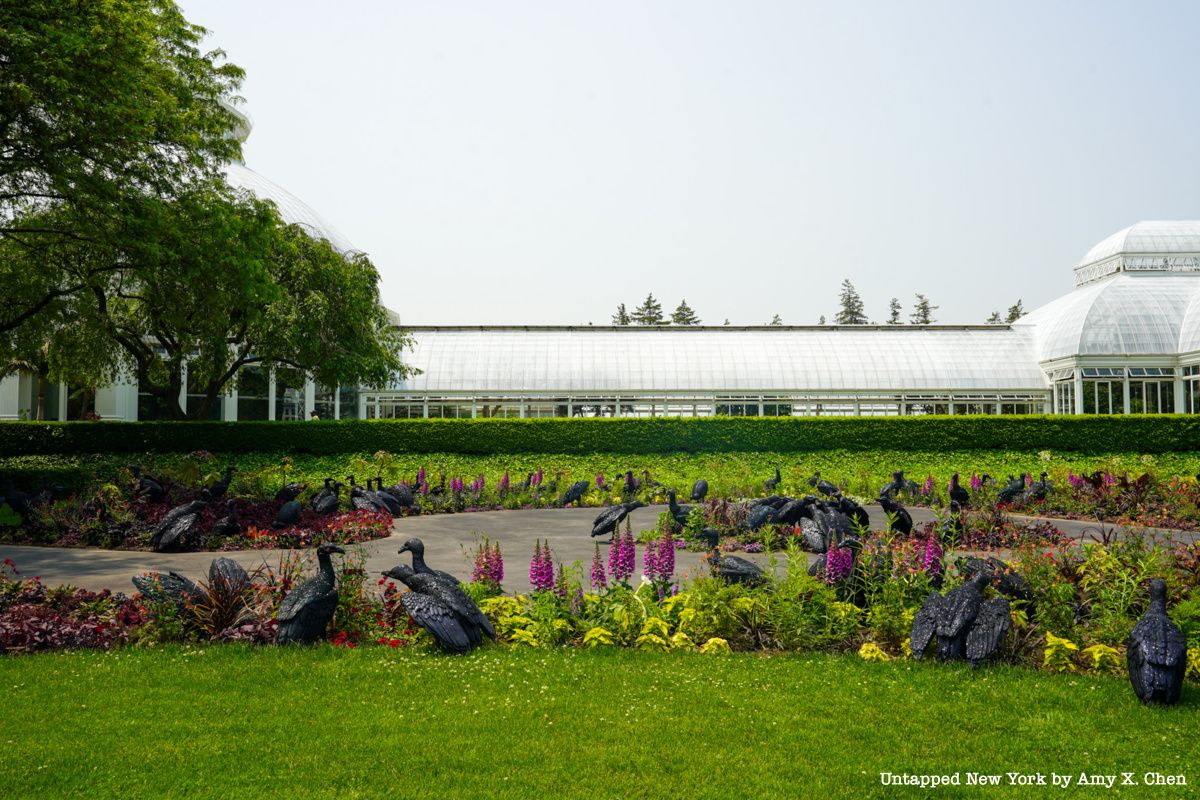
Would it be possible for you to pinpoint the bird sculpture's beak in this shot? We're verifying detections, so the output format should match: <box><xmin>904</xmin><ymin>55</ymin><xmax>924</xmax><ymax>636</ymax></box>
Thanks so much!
<box><xmin>397</xmin><ymin>544</ymin><xmax>411</xmax><ymax>554</ymax></box>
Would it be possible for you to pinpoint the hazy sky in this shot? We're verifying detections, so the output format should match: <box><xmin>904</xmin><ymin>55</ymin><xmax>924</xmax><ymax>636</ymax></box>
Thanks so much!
<box><xmin>182</xmin><ymin>1</ymin><xmax>1199</xmax><ymax>325</ymax></box>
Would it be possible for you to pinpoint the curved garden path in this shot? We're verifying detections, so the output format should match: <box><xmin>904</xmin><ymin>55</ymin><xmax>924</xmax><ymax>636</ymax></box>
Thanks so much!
<box><xmin>1</xmin><ymin>504</ymin><xmax>1195</xmax><ymax>595</ymax></box>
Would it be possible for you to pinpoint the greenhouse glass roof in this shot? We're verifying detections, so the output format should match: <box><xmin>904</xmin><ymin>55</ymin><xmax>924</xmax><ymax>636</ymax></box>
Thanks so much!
<box><xmin>1014</xmin><ymin>272</ymin><xmax>1200</xmax><ymax>361</ymax></box>
<box><xmin>390</xmin><ymin>326</ymin><xmax>1048</xmax><ymax>393</ymax></box>
<box><xmin>225</xmin><ymin>163</ymin><xmax>357</xmax><ymax>253</ymax></box>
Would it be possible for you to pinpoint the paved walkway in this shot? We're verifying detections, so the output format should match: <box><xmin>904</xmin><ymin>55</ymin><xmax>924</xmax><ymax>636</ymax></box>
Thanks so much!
<box><xmin>1</xmin><ymin>504</ymin><xmax>1194</xmax><ymax>595</ymax></box>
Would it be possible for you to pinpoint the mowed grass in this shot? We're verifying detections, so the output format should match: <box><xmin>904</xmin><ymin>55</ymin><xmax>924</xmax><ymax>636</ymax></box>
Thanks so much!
<box><xmin>1</xmin><ymin>648</ymin><xmax>1197</xmax><ymax>799</ymax></box>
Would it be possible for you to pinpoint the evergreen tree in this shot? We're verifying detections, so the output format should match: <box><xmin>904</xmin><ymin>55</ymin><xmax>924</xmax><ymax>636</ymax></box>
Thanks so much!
<box><xmin>835</xmin><ymin>279</ymin><xmax>868</xmax><ymax>324</ymax></box>
<box><xmin>671</xmin><ymin>299</ymin><xmax>701</xmax><ymax>325</ymax></box>
<box><xmin>1005</xmin><ymin>299</ymin><xmax>1025</xmax><ymax>323</ymax></box>
<box><xmin>723</xmin><ymin>318</ymin><xmax>731</xmax><ymax>326</ymax></box>
<box><xmin>886</xmin><ymin>298</ymin><xmax>902</xmax><ymax>325</ymax></box>
<box><xmin>631</xmin><ymin>293</ymin><xmax>665</xmax><ymax>326</ymax></box>
<box><xmin>611</xmin><ymin>303</ymin><xmax>630</xmax><ymax>325</ymax></box>
<box><xmin>769</xmin><ymin>314</ymin><xmax>783</xmax><ymax>326</ymax></box>
<box><xmin>985</xmin><ymin>310</ymin><xmax>1002</xmax><ymax>324</ymax></box>
<box><xmin>909</xmin><ymin>294</ymin><xmax>938</xmax><ymax>324</ymax></box>
<box><xmin>818</xmin><ymin>315</ymin><xmax>826</xmax><ymax>325</ymax></box>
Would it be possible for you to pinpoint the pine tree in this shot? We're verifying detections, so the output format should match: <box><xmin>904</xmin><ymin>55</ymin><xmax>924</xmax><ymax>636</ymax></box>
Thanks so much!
<box><xmin>835</xmin><ymin>279</ymin><xmax>868</xmax><ymax>324</ymax></box>
<box><xmin>909</xmin><ymin>294</ymin><xmax>938</xmax><ymax>324</ymax></box>
<box><xmin>818</xmin><ymin>315</ymin><xmax>826</xmax><ymax>325</ymax></box>
<box><xmin>985</xmin><ymin>310</ymin><xmax>1002</xmax><ymax>324</ymax></box>
<box><xmin>1005</xmin><ymin>299</ymin><xmax>1024</xmax><ymax>323</ymax></box>
<box><xmin>886</xmin><ymin>298</ymin><xmax>902</xmax><ymax>325</ymax></box>
<box><xmin>671</xmin><ymin>299</ymin><xmax>701</xmax><ymax>325</ymax></box>
<box><xmin>631</xmin><ymin>294</ymin><xmax>665</xmax><ymax>326</ymax></box>
<box><xmin>611</xmin><ymin>303</ymin><xmax>630</xmax><ymax>325</ymax></box>
<box><xmin>769</xmin><ymin>314</ymin><xmax>783</xmax><ymax>326</ymax></box>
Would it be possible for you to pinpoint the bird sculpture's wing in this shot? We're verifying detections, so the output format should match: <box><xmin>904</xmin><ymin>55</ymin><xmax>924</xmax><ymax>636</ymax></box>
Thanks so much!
<box><xmin>428</xmin><ymin>574</ymin><xmax>496</xmax><ymax>640</ymax></box>
<box><xmin>400</xmin><ymin>592</ymin><xmax>473</xmax><ymax>654</ymax></box>
<box><xmin>965</xmin><ymin>597</ymin><xmax>1011</xmax><ymax>667</ymax></box>
<box><xmin>278</xmin><ymin>577</ymin><xmax>333</xmax><ymax>624</ymax></box>
<box><xmin>152</xmin><ymin>512</ymin><xmax>200</xmax><ymax>552</ymax></box>
<box><xmin>799</xmin><ymin>518</ymin><xmax>825</xmax><ymax>552</ymax></box>
<box><xmin>807</xmin><ymin>554</ymin><xmax>826</xmax><ymax>578</ymax></box>
<box><xmin>910</xmin><ymin>592</ymin><xmax>943</xmax><ymax>660</ymax></box>
<box><xmin>591</xmin><ymin>506</ymin><xmax>623</xmax><ymax>536</ymax></box>
<box><xmin>209</xmin><ymin>557</ymin><xmax>250</xmax><ymax>593</ymax></box>
<box><xmin>132</xmin><ymin>571</ymin><xmax>201</xmax><ymax>611</ymax></box>
<box><xmin>938</xmin><ymin>583</ymin><xmax>983</xmax><ymax>639</ymax></box>
<box><xmin>1131</xmin><ymin>615</ymin><xmax>1186</xmax><ymax>668</ymax></box>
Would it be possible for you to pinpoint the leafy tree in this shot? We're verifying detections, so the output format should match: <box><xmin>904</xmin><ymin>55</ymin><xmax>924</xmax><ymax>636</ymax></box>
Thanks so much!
<box><xmin>887</xmin><ymin>298</ymin><xmax>902</xmax><ymax>325</ymax></box>
<box><xmin>909</xmin><ymin>294</ymin><xmax>938</xmax><ymax>324</ymax></box>
<box><xmin>1006</xmin><ymin>299</ymin><xmax>1025</xmax><ymax>323</ymax></box>
<box><xmin>671</xmin><ymin>299</ymin><xmax>701</xmax><ymax>325</ymax></box>
<box><xmin>3</xmin><ymin>185</ymin><xmax>412</xmax><ymax>419</ymax></box>
<box><xmin>631</xmin><ymin>294</ymin><xmax>665</xmax><ymax>326</ymax></box>
<box><xmin>985</xmin><ymin>310</ymin><xmax>1003</xmax><ymax>324</ymax></box>
<box><xmin>769</xmin><ymin>314</ymin><xmax>783</xmax><ymax>326</ymax></box>
<box><xmin>723</xmin><ymin>319</ymin><xmax>730</xmax><ymax>326</ymax></box>
<box><xmin>835</xmin><ymin>279</ymin><xmax>868</xmax><ymax>325</ymax></box>
<box><xmin>611</xmin><ymin>303</ymin><xmax>631</xmax><ymax>325</ymax></box>
<box><xmin>0</xmin><ymin>0</ymin><xmax>244</xmax><ymax>334</ymax></box>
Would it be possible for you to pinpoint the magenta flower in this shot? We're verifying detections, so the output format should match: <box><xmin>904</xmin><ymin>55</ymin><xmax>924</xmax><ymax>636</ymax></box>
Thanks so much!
<box><xmin>419</xmin><ymin>481</ymin><xmax>429</xmax><ymax>496</ymax></box>
<box><xmin>596</xmin><ymin>472</ymin><xmax>605</xmax><ymax>489</ymax></box>
<box><xmin>591</xmin><ymin>544</ymin><xmax>607</xmax><ymax>590</ymax></box>
<box><xmin>417</xmin><ymin>466</ymin><xmax>426</xmax><ymax>484</ymax></box>
<box><xmin>656</xmin><ymin>529</ymin><xmax>675</xmax><ymax>581</ymax></box>
<box><xmin>922</xmin><ymin>534</ymin><xmax>943</xmax><ymax>581</ymax></box>
<box><xmin>532</xmin><ymin>468</ymin><xmax>544</xmax><ymax>487</ymax></box>
<box><xmin>969</xmin><ymin>474</ymin><xmax>982</xmax><ymax>492</ymax></box>
<box><xmin>608</xmin><ymin>530</ymin><xmax>635</xmax><ymax>584</ymax></box>
<box><xmin>824</xmin><ymin>546</ymin><xmax>853</xmax><ymax>584</ymax></box>
<box><xmin>921</xmin><ymin>475</ymin><xmax>934</xmax><ymax>496</ymax></box>
<box><xmin>499</xmin><ymin>472</ymin><xmax>511</xmax><ymax>494</ymax></box>
<box><xmin>489</xmin><ymin>543</ymin><xmax>504</xmax><ymax>585</ymax></box>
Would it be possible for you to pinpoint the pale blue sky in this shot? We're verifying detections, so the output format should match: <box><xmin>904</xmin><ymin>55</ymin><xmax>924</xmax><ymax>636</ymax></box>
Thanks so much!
<box><xmin>182</xmin><ymin>1</ymin><xmax>1199</xmax><ymax>325</ymax></box>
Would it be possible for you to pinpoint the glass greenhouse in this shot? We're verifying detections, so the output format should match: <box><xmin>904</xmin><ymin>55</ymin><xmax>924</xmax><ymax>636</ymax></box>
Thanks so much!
<box><xmin>4</xmin><ymin>113</ymin><xmax>1200</xmax><ymax>427</ymax></box>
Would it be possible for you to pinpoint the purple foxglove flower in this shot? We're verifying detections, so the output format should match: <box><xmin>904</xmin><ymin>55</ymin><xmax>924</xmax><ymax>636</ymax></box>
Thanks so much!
<box><xmin>824</xmin><ymin>546</ymin><xmax>853</xmax><ymax>584</ymax></box>
<box><xmin>969</xmin><ymin>474</ymin><xmax>982</xmax><ymax>492</ymax></box>
<box><xmin>490</xmin><ymin>543</ymin><xmax>504</xmax><ymax>585</ymax></box>
<box><xmin>417</xmin><ymin>466</ymin><xmax>426</xmax><ymax>484</ymax></box>
<box><xmin>591</xmin><ymin>544</ymin><xmax>608</xmax><ymax>590</ymax></box>
<box><xmin>420</xmin><ymin>481</ymin><xmax>429</xmax><ymax>496</ymax></box>
<box><xmin>922</xmin><ymin>534</ymin><xmax>943</xmax><ymax>580</ymax></box>
<box><xmin>596</xmin><ymin>472</ymin><xmax>605</xmax><ymax>489</ymax></box>
<box><xmin>922</xmin><ymin>475</ymin><xmax>934</xmax><ymax>496</ymax></box>
<box><xmin>657</xmin><ymin>530</ymin><xmax>674</xmax><ymax>581</ymax></box>
<box><xmin>500</xmin><ymin>472</ymin><xmax>510</xmax><ymax>493</ymax></box>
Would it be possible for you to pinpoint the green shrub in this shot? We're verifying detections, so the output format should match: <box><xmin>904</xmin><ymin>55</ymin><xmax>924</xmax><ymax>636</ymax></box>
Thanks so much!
<box><xmin>3</xmin><ymin>415</ymin><xmax>1200</xmax><ymax>456</ymax></box>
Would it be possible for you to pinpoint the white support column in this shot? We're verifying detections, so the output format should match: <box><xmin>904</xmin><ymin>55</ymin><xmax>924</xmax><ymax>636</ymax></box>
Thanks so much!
<box><xmin>421</xmin><ymin>397</ymin><xmax>428</xmax><ymax>418</ymax></box>
<box><xmin>304</xmin><ymin>378</ymin><xmax>315</xmax><ymax>419</ymax></box>
<box><xmin>1073</xmin><ymin>373</ymin><xmax>1085</xmax><ymax>415</ymax></box>
<box><xmin>0</xmin><ymin>374</ymin><xmax>20</xmax><ymax>420</ymax></box>
<box><xmin>358</xmin><ymin>393</ymin><xmax>367</xmax><ymax>419</ymax></box>
<box><xmin>58</xmin><ymin>383</ymin><xmax>67</xmax><ymax>421</ymax></box>
<box><xmin>1122</xmin><ymin>376</ymin><xmax>1131</xmax><ymax>415</ymax></box>
<box><xmin>178</xmin><ymin>363</ymin><xmax>188</xmax><ymax>417</ymax></box>
<box><xmin>947</xmin><ymin>396</ymin><xmax>955</xmax><ymax>415</ymax></box>
<box><xmin>1174</xmin><ymin>368</ymin><xmax>1185</xmax><ymax>414</ymax></box>
<box><xmin>333</xmin><ymin>386</ymin><xmax>340</xmax><ymax>420</ymax></box>
<box><xmin>267</xmin><ymin>369</ymin><xmax>276</xmax><ymax>421</ymax></box>
<box><xmin>225</xmin><ymin>384</ymin><xmax>238</xmax><ymax>421</ymax></box>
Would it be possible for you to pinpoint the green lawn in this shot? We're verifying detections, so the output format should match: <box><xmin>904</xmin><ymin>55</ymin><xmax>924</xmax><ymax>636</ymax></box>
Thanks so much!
<box><xmin>1</xmin><ymin>647</ymin><xmax>1196</xmax><ymax>799</ymax></box>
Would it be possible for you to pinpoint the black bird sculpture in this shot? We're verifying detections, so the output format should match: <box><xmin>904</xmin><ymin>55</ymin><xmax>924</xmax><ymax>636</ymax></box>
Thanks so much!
<box><xmin>1023</xmin><ymin>471</ymin><xmax>1053</xmax><ymax>503</ymax></box>
<box><xmin>948</xmin><ymin>473</ymin><xmax>970</xmax><ymax>507</ymax></box>
<box><xmin>996</xmin><ymin>474</ymin><xmax>1026</xmax><ymax>505</ymax></box>
<box><xmin>622</xmin><ymin>470</ymin><xmax>640</xmax><ymax>498</ymax></box>
<box><xmin>910</xmin><ymin>571</ymin><xmax>1010</xmax><ymax>666</ymax></box>
<box><xmin>691</xmin><ymin>479</ymin><xmax>709</xmax><ymax>503</ymax></box>
<box><xmin>397</xmin><ymin>537</ymin><xmax>459</xmax><ymax>585</ymax></box>
<box><xmin>275</xmin><ymin>481</ymin><xmax>308</xmax><ymax>503</ymax></box>
<box><xmin>775</xmin><ymin>495</ymin><xmax>818</xmax><ymax>526</ymax></box>
<box><xmin>383</xmin><ymin>564</ymin><xmax>486</xmax><ymax>654</ymax></box>
<box><xmin>1127</xmin><ymin>579</ymin><xmax>1186</xmax><ymax>706</ymax></box>
<box><xmin>312</xmin><ymin>482</ymin><xmax>342</xmax><ymax>516</ymax></box>
<box><xmin>697</xmin><ymin>529</ymin><xmax>766</xmax><ymax>587</ymax></box>
<box><xmin>667</xmin><ymin>489</ymin><xmax>693</xmax><ymax>528</ymax></box>
<box><xmin>272</xmin><ymin>499</ymin><xmax>303</xmax><ymax>529</ymax></box>
<box><xmin>807</xmin><ymin>471</ymin><xmax>840</xmax><ymax>497</ymax></box>
<box><xmin>591</xmin><ymin>501</ymin><xmax>646</xmax><ymax>539</ymax></box>
<box><xmin>877</xmin><ymin>495</ymin><xmax>913</xmax><ymax>536</ymax></box>
<box><xmin>745</xmin><ymin>503</ymin><xmax>779</xmax><ymax>532</ymax></box>
<box><xmin>277</xmin><ymin>542</ymin><xmax>345</xmax><ymax>645</ymax></box>
<box><xmin>310</xmin><ymin>478</ymin><xmax>335</xmax><ymax>511</ymax></box>
<box><xmin>378</xmin><ymin>477</ymin><xmax>415</xmax><ymax>509</ymax></box>
<box><xmin>207</xmin><ymin>466</ymin><xmax>236</xmax><ymax>500</ymax></box>
<box><xmin>150</xmin><ymin>492</ymin><xmax>210</xmax><ymax>552</ymax></box>
<box><xmin>939</xmin><ymin>500</ymin><xmax>965</xmax><ymax>545</ymax></box>
<box><xmin>837</xmin><ymin>496</ymin><xmax>871</xmax><ymax>532</ymax></box>
<box><xmin>764</xmin><ymin>467</ymin><xmax>782</xmax><ymax>493</ymax></box>
<box><xmin>559</xmin><ymin>480</ymin><xmax>590</xmax><ymax>507</ymax></box>
<box><xmin>879</xmin><ymin>470</ymin><xmax>918</xmax><ymax>500</ymax></box>
<box><xmin>1</xmin><ymin>480</ymin><xmax>29</xmax><ymax>517</ymax></box>
<box><xmin>641</xmin><ymin>470</ymin><xmax>662</xmax><ymax>490</ymax></box>
<box><xmin>347</xmin><ymin>476</ymin><xmax>386</xmax><ymax>513</ymax></box>
<box><xmin>211</xmin><ymin>499</ymin><xmax>240</xmax><ymax>538</ymax></box>
<box><xmin>132</xmin><ymin>570</ymin><xmax>203</xmax><ymax>614</ymax></box>
<box><xmin>129</xmin><ymin>465</ymin><xmax>166</xmax><ymax>503</ymax></box>
<box><xmin>370</xmin><ymin>478</ymin><xmax>403</xmax><ymax>516</ymax></box>
<box><xmin>955</xmin><ymin>555</ymin><xmax>1034</xmax><ymax>615</ymax></box>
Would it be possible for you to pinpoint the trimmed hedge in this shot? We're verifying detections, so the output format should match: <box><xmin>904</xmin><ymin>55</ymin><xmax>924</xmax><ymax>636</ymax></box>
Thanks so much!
<box><xmin>1</xmin><ymin>415</ymin><xmax>1198</xmax><ymax>456</ymax></box>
